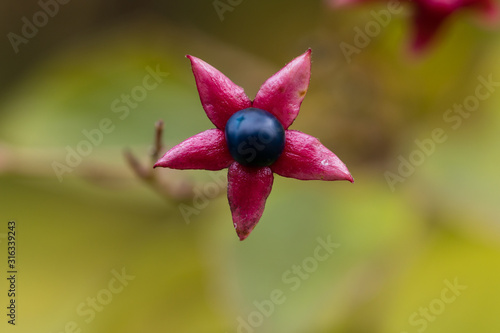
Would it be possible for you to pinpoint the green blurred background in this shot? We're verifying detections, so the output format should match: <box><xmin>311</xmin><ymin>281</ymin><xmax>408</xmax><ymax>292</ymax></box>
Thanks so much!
<box><xmin>1</xmin><ymin>1</ymin><xmax>500</xmax><ymax>332</ymax></box>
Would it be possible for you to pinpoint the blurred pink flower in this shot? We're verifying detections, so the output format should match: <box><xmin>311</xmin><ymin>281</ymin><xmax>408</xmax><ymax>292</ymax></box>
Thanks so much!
<box><xmin>329</xmin><ymin>0</ymin><xmax>499</xmax><ymax>51</ymax></box>
<box><xmin>154</xmin><ymin>50</ymin><xmax>353</xmax><ymax>241</ymax></box>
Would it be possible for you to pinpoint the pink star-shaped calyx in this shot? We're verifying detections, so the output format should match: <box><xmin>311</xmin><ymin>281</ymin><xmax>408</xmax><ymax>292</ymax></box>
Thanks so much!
<box><xmin>154</xmin><ymin>50</ymin><xmax>353</xmax><ymax>240</ymax></box>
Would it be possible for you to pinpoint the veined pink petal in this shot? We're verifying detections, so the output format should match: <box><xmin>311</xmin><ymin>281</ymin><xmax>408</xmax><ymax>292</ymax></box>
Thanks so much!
<box><xmin>154</xmin><ymin>129</ymin><xmax>233</xmax><ymax>170</ymax></box>
<box><xmin>271</xmin><ymin>130</ymin><xmax>353</xmax><ymax>182</ymax></box>
<box><xmin>253</xmin><ymin>49</ymin><xmax>312</xmax><ymax>129</ymax></box>
<box><xmin>187</xmin><ymin>55</ymin><xmax>252</xmax><ymax>130</ymax></box>
<box><xmin>227</xmin><ymin>163</ymin><xmax>274</xmax><ymax>241</ymax></box>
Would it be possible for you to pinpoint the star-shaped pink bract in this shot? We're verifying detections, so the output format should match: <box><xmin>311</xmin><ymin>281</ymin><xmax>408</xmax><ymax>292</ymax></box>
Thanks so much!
<box><xmin>154</xmin><ymin>50</ymin><xmax>353</xmax><ymax>240</ymax></box>
<box><xmin>330</xmin><ymin>0</ymin><xmax>498</xmax><ymax>52</ymax></box>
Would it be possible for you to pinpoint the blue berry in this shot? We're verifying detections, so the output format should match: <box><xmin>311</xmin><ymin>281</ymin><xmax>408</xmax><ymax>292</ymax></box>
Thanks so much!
<box><xmin>225</xmin><ymin>108</ymin><xmax>285</xmax><ymax>167</ymax></box>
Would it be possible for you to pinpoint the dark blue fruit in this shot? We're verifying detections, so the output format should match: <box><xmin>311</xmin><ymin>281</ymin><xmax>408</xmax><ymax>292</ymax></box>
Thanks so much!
<box><xmin>225</xmin><ymin>108</ymin><xmax>285</xmax><ymax>167</ymax></box>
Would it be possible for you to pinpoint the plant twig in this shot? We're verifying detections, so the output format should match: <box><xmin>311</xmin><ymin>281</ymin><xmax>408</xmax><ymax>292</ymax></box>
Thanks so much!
<box><xmin>151</xmin><ymin>120</ymin><xmax>164</xmax><ymax>162</ymax></box>
<box><xmin>124</xmin><ymin>120</ymin><xmax>193</xmax><ymax>201</ymax></box>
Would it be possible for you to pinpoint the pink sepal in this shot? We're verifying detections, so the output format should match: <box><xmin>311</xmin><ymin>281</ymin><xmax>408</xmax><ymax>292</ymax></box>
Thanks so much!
<box><xmin>253</xmin><ymin>49</ymin><xmax>312</xmax><ymax>129</ymax></box>
<box><xmin>187</xmin><ymin>55</ymin><xmax>252</xmax><ymax>130</ymax></box>
<box><xmin>271</xmin><ymin>130</ymin><xmax>353</xmax><ymax>182</ymax></box>
<box><xmin>154</xmin><ymin>129</ymin><xmax>233</xmax><ymax>170</ymax></box>
<box><xmin>227</xmin><ymin>163</ymin><xmax>274</xmax><ymax>240</ymax></box>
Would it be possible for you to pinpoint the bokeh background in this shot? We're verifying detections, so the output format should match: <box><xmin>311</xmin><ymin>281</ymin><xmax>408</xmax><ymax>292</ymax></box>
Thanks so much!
<box><xmin>1</xmin><ymin>1</ymin><xmax>500</xmax><ymax>332</ymax></box>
